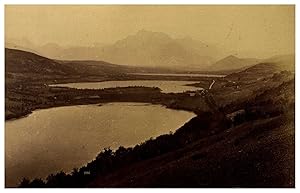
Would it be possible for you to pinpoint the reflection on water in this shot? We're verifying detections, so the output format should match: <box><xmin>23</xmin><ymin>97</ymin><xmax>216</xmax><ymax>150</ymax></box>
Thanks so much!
<box><xmin>50</xmin><ymin>80</ymin><xmax>203</xmax><ymax>93</ymax></box>
<box><xmin>5</xmin><ymin>103</ymin><xmax>195</xmax><ymax>187</ymax></box>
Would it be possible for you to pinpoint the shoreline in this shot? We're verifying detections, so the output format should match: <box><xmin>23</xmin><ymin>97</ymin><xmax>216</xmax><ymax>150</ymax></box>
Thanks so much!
<box><xmin>5</xmin><ymin>99</ymin><xmax>199</xmax><ymax>122</ymax></box>
<box><xmin>6</xmin><ymin>81</ymin><xmax>212</xmax><ymax>121</ymax></box>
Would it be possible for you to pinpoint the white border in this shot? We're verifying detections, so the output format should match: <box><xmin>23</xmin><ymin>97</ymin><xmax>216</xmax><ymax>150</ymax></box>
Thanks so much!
<box><xmin>0</xmin><ymin>1</ymin><xmax>297</xmax><ymax>192</ymax></box>
<box><xmin>0</xmin><ymin>0</ymin><xmax>298</xmax><ymax>4</ymax></box>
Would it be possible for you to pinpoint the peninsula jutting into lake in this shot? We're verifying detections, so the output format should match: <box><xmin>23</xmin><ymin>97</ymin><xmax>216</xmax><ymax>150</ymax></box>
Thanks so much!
<box><xmin>5</xmin><ymin>5</ymin><xmax>295</xmax><ymax>188</ymax></box>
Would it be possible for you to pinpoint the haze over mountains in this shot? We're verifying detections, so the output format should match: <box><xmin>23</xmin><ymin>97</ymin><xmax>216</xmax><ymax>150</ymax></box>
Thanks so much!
<box><xmin>6</xmin><ymin>30</ymin><xmax>220</xmax><ymax>70</ymax></box>
<box><xmin>6</xmin><ymin>30</ymin><xmax>294</xmax><ymax>72</ymax></box>
<box><xmin>98</xmin><ymin>30</ymin><xmax>220</xmax><ymax>69</ymax></box>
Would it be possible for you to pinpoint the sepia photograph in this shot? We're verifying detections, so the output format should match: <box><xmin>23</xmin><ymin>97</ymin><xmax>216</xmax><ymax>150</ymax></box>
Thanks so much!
<box><xmin>3</xmin><ymin>3</ymin><xmax>295</xmax><ymax>188</ymax></box>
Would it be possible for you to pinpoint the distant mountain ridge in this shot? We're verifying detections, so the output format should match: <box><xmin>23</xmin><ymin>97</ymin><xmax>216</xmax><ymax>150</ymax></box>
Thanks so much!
<box><xmin>226</xmin><ymin>54</ymin><xmax>295</xmax><ymax>81</ymax></box>
<box><xmin>6</xmin><ymin>30</ymin><xmax>220</xmax><ymax>70</ymax></box>
<box><xmin>208</xmin><ymin>55</ymin><xmax>262</xmax><ymax>72</ymax></box>
<box><xmin>96</xmin><ymin>30</ymin><xmax>219</xmax><ymax>70</ymax></box>
<box><xmin>6</xmin><ymin>31</ymin><xmax>294</xmax><ymax>73</ymax></box>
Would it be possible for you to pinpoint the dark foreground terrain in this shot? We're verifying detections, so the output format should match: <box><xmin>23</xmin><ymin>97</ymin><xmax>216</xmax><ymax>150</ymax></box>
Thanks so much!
<box><xmin>5</xmin><ymin>48</ymin><xmax>295</xmax><ymax>187</ymax></box>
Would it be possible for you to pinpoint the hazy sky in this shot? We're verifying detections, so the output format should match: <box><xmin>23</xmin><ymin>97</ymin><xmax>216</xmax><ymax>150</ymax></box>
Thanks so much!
<box><xmin>5</xmin><ymin>5</ymin><xmax>294</xmax><ymax>58</ymax></box>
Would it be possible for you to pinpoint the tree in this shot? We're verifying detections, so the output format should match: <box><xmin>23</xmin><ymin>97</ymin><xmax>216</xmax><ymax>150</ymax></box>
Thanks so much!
<box><xmin>19</xmin><ymin>177</ymin><xmax>30</xmax><ymax>188</ymax></box>
<box><xmin>29</xmin><ymin>178</ymin><xmax>45</xmax><ymax>188</ymax></box>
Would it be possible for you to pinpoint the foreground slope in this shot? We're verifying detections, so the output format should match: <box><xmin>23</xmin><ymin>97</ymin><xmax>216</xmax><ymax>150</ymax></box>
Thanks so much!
<box><xmin>87</xmin><ymin>78</ymin><xmax>294</xmax><ymax>187</ymax></box>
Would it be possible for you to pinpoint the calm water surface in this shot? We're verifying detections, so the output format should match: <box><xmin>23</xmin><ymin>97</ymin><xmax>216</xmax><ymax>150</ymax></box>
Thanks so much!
<box><xmin>5</xmin><ymin>103</ymin><xmax>195</xmax><ymax>187</ymax></box>
<box><xmin>50</xmin><ymin>80</ymin><xmax>202</xmax><ymax>93</ymax></box>
<box><xmin>129</xmin><ymin>73</ymin><xmax>226</xmax><ymax>77</ymax></box>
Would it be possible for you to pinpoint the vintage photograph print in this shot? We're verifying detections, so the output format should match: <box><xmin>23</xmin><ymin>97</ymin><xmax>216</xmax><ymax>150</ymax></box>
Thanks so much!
<box><xmin>5</xmin><ymin>5</ymin><xmax>295</xmax><ymax>188</ymax></box>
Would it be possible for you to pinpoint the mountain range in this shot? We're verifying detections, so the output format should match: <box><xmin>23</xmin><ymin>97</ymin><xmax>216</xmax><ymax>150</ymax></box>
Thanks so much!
<box><xmin>97</xmin><ymin>30</ymin><xmax>219</xmax><ymax>70</ymax></box>
<box><xmin>5</xmin><ymin>30</ymin><xmax>294</xmax><ymax>72</ymax></box>
<box><xmin>6</xmin><ymin>30</ymin><xmax>220</xmax><ymax>70</ymax></box>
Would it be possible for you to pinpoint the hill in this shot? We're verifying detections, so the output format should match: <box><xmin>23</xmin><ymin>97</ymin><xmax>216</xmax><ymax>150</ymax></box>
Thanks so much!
<box><xmin>207</xmin><ymin>55</ymin><xmax>261</xmax><ymax>72</ymax></box>
<box><xmin>5</xmin><ymin>48</ymin><xmax>77</xmax><ymax>75</ymax></box>
<box><xmin>5</xmin><ymin>39</ymin><xmax>107</xmax><ymax>61</ymax></box>
<box><xmin>5</xmin><ymin>48</ymin><xmax>190</xmax><ymax>84</ymax></box>
<box><xmin>263</xmin><ymin>54</ymin><xmax>295</xmax><ymax>72</ymax></box>
<box><xmin>5</xmin><ymin>48</ymin><xmax>132</xmax><ymax>85</ymax></box>
<box><xmin>6</xmin><ymin>48</ymin><xmax>166</xmax><ymax>78</ymax></box>
<box><xmin>225</xmin><ymin>54</ymin><xmax>294</xmax><ymax>81</ymax></box>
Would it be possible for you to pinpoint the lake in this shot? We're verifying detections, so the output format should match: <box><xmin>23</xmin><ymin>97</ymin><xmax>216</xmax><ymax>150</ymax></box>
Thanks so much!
<box><xmin>50</xmin><ymin>80</ymin><xmax>202</xmax><ymax>93</ymax></box>
<box><xmin>129</xmin><ymin>73</ymin><xmax>226</xmax><ymax>78</ymax></box>
<box><xmin>5</xmin><ymin>103</ymin><xmax>195</xmax><ymax>187</ymax></box>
